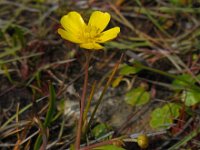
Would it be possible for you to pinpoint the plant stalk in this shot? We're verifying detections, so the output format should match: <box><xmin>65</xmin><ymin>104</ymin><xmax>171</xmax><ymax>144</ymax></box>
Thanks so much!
<box><xmin>75</xmin><ymin>51</ymin><xmax>91</xmax><ymax>150</ymax></box>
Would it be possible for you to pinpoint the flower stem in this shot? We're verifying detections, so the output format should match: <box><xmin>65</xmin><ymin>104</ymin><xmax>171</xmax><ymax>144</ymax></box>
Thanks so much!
<box><xmin>75</xmin><ymin>51</ymin><xmax>91</xmax><ymax>150</ymax></box>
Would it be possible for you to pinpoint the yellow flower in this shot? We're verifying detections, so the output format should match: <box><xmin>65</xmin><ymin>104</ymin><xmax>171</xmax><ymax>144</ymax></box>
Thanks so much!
<box><xmin>58</xmin><ymin>11</ymin><xmax>120</xmax><ymax>50</ymax></box>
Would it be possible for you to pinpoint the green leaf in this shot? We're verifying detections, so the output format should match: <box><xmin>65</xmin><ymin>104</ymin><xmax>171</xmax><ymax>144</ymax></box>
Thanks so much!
<box><xmin>0</xmin><ymin>45</ymin><xmax>21</xmax><ymax>59</ymax></box>
<box><xmin>34</xmin><ymin>83</ymin><xmax>56</xmax><ymax>150</ymax></box>
<box><xmin>92</xmin><ymin>123</ymin><xmax>109</xmax><ymax>139</ymax></box>
<box><xmin>0</xmin><ymin>29</ymin><xmax>3</xmax><ymax>39</ymax></box>
<box><xmin>57</xmin><ymin>99</ymin><xmax>65</xmax><ymax>112</ymax></box>
<box><xmin>70</xmin><ymin>144</ymin><xmax>75</xmax><ymax>150</ymax></box>
<box><xmin>119</xmin><ymin>65</ymin><xmax>142</xmax><ymax>76</ymax></box>
<box><xmin>44</xmin><ymin>83</ymin><xmax>56</xmax><ymax>127</ymax></box>
<box><xmin>93</xmin><ymin>145</ymin><xmax>125</xmax><ymax>150</ymax></box>
<box><xmin>34</xmin><ymin>0</ymin><xmax>45</xmax><ymax>3</ymax></box>
<box><xmin>172</xmin><ymin>74</ymin><xmax>195</xmax><ymax>90</ymax></box>
<box><xmin>13</xmin><ymin>26</ymin><xmax>25</xmax><ymax>47</ymax></box>
<box><xmin>170</xmin><ymin>0</ymin><xmax>182</xmax><ymax>5</ymax></box>
<box><xmin>172</xmin><ymin>74</ymin><xmax>200</xmax><ymax>106</ymax></box>
<box><xmin>170</xmin><ymin>0</ymin><xmax>192</xmax><ymax>6</ymax></box>
<box><xmin>196</xmin><ymin>74</ymin><xmax>200</xmax><ymax>80</ymax></box>
<box><xmin>182</xmin><ymin>90</ymin><xmax>200</xmax><ymax>106</ymax></box>
<box><xmin>150</xmin><ymin>103</ymin><xmax>181</xmax><ymax>129</ymax></box>
<box><xmin>112</xmin><ymin>76</ymin><xmax>123</xmax><ymax>88</ymax></box>
<box><xmin>105</xmin><ymin>41</ymin><xmax>150</xmax><ymax>50</ymax></box>
<box><xmin>125</xmin><ymin>87</ymin><xmax>150</xmax><ymax>106</ymax></box>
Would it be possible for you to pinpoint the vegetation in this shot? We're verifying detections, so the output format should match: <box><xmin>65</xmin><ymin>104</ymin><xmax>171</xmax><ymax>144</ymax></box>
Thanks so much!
<box><xmin>0</xmin><ymin>0</ymin><xmax>200</xmax><ymax>149</ymax></box>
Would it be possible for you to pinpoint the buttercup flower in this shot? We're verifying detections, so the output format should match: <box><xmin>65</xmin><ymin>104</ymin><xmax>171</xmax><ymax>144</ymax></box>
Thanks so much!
<box><xmin>58</xmin><ymin>11</ymin><xmax>120</xmax><ymax>50</ymax></box>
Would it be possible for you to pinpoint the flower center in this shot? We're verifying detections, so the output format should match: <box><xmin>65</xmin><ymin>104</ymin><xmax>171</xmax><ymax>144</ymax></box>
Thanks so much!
<box><xmin>79</xmin><ymin>25</ymin><xmax>101</xmax><ymax>43</ymax></box>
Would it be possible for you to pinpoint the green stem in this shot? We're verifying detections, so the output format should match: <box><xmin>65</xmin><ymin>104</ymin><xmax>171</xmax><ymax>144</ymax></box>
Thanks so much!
<box><xmin>134</xmin><ymin>62</ymin><xmax>200</xmax><ymax>91</ymax></box>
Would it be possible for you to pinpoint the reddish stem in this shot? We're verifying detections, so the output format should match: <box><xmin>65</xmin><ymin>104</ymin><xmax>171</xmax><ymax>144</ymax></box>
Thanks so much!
<box><xmin>75</xmin><ymin>52</ymin><xmax>90</xmax><ymax>150</ymax></box>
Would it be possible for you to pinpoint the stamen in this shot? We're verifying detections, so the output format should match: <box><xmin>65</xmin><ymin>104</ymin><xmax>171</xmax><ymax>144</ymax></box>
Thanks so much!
<box><xmin>79</xmin><ymin>25</ymin><xmax>101</xmax><ymax>43</ymax></box>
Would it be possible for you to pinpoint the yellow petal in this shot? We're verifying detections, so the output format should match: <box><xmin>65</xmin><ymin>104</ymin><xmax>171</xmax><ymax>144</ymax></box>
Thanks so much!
<box><xmin>58</xmin><ymin>28</ymin><xmax>82</xmax><ymax>43</ymax></box>
<box><xmin>60</xmin><ymin>11</ymin><xmax>86</xmax><ymax>34</ymax></box>
<box><xmin>80</xmin><ymin>43</ymin><xmax>104</xmax><ymax>50</ymax></box>
<box><xmin>88</xmin><ymin>11</ymin><xmax>110</xmax><ymax>33</ymax></box>
<box><xmin>97</xmin><ymin>27</ymin><xmax>120</xmax><ymax>43</ymax></box>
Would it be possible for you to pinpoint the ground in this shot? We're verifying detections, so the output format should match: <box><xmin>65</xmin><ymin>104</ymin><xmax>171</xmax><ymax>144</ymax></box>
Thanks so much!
<box><xmin>0</xmin><ymin>0</ymin><xmax>200</xmax><ymax>150</ymax></box>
